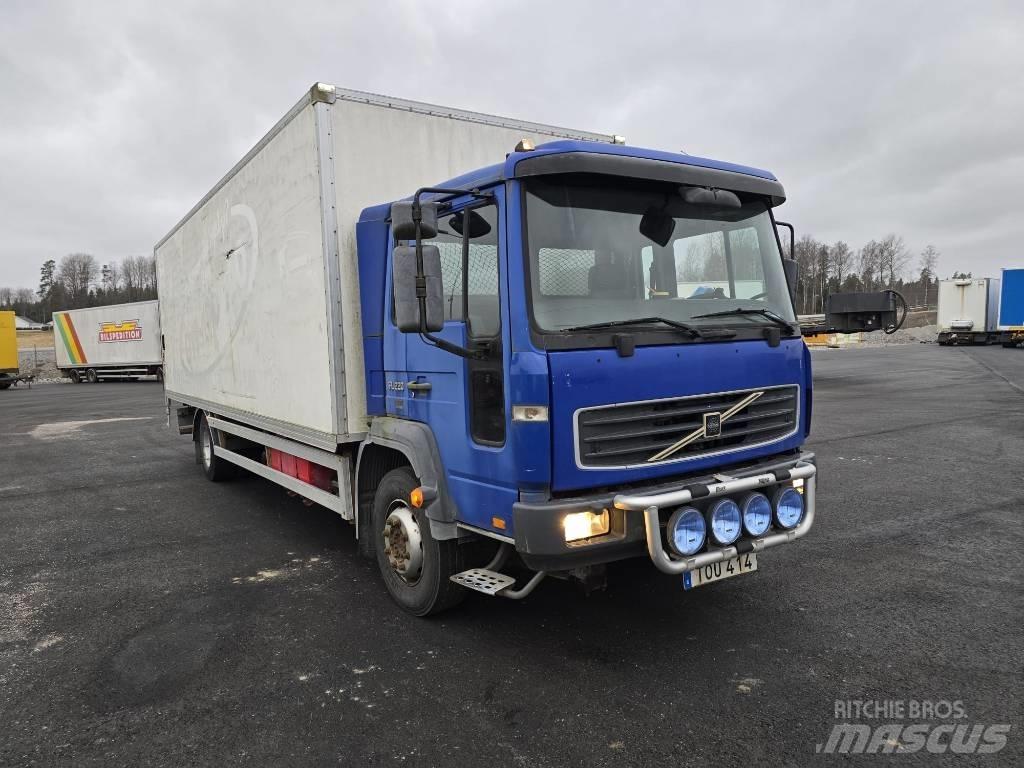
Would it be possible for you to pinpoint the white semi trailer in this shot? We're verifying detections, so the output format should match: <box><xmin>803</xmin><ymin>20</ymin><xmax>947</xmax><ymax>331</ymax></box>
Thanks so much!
<box><xmin>53</xmin><ymin>300</ymin><xmax>163</xmax><ymax>382</ymax></box>
<box><xmin>936</xmin><ymin>278</ymin><xmax>1001</xmax><ymax>345</ymax></box>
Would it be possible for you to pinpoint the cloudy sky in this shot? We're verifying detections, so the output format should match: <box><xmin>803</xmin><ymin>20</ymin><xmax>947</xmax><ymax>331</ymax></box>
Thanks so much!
<box><xmin>1</xmin><ymin>0</ymin><xmax>1021</xmax><ymax>289</ymax></box>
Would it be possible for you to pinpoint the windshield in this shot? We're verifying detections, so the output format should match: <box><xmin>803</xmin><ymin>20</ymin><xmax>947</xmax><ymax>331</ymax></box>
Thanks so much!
<box><xmin>523</xmin><ymin>174</ymin><xmax>795</xmax><ymax>334</ymax></box>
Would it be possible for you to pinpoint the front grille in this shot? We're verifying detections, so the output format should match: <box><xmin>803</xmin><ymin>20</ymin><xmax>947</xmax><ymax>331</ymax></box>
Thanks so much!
<box><xmin>575</xmin><ymin>385</ymin><xmax>799</xmax><ymax>468</ymax></box>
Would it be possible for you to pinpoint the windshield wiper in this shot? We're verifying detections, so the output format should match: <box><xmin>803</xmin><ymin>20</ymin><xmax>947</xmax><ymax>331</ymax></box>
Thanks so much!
<box><xmin>559</xmin><ymin>316</ymin><xmax>733</xmax><ymax>339</ymax></box>
<box><xmin>690</xmin><ymin>307</ymin><xmax>795</xmax><ymax>333</ymax></box>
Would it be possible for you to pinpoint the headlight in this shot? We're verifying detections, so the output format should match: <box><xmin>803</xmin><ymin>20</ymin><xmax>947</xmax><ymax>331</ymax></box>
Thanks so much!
<box><xmin>707</xmin><ymin>498</ymin><xmax>742</xmax><ymax>545</ymax></box>
<box><xmin>773</xmin><ymin>487</ymin><xmax>805</xmax><ymax>529</ymax></box>
<box><xmin>666</xmin><ymin>506</ymin><xmax>705</xmax><ymax>556</ymax></box>
<box><xmin>740</xmin><ymin>492</ymin><xmax>772</xmax><ymax>537</ymax></box>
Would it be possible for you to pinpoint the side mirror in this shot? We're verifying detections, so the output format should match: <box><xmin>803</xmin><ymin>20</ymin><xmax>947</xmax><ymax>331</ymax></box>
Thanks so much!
<box><xmin>783</xmin><ymin>258</ymin><xmax>799</xmax><ymax>304</ymax></box>
<box><xmin>393</xmin><ymin>244</ymin><xmax>444</xmax><ymax>333</ymax></box>
<box><xmin>391</xmin><ymin>201</ymin><xmax>438</xmax><ymax>240</ymax></box>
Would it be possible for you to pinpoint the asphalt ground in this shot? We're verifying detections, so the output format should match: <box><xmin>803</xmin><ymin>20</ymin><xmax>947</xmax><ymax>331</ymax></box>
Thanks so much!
<box><xmin>1</xmin><ymin>344</ymin><xmax>1021</xmax><ymax>766</ymax></box>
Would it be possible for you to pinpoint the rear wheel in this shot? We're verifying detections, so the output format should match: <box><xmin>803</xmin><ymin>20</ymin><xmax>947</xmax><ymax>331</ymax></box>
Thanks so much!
<box><xmin>0</xmin><ymin>381</ymin><xmax>11</xmax><ymax>390</ymax></box>
<box><xmin>68</xmin><ymin>370</ymin><xmax>81</xmax><ymax>384</ymax></box>
<box><xmin>372</xmin><ymin>467</ymin><xmax>465</xmax><ymax>616</ymax></box>
<box><xmin>196</xmin><ymin>413</ymin><xmax>235</xmax><ymax>482</ymax></box>
<box><xmin>156</xmin><ymin>366</ymin><xmax>164</xmax><ymax>383</ymax></box>
<box><xmin>85</xmin><ymin>368</ymin><xmax>98</xmax><ymax>383</ymax></box>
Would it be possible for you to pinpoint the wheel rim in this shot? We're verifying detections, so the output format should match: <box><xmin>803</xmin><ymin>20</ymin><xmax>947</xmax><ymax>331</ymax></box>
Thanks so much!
<box><xmin>382</xmin><ymin>501</ymin><xmax>424</xmax><ymax>583</ymax></box>
<box><xmin>201</xmin><ymin>427</ymin><xmax>213</xmax><ymax>469</ymax></box>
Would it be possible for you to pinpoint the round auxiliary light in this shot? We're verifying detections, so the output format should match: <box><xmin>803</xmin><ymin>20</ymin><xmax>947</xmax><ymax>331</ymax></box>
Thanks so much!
<box><xmin>773</xmin><ymin>487</ymin><xmax>805</xmax><ymax>530</ymax></box>
<box><xmin>707</xmin><ymin>498</ymin><xmax>742</xmax><ymax>546</ymax></box>
<box><xmin>741</xmin><ymin>492</ymin><xmax>773</xmax><ymax>537</ymax></box>
<box><xmin>666</xmin><ymin>506</ymin><xmax>706</xmax><ymax>557</ymax></box>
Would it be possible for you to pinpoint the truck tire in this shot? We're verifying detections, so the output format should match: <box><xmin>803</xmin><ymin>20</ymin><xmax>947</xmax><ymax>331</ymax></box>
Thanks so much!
<box><xmin>196</xmin><ymin>413</ymin><xmax>236</xmax><ymax>482</ymax></box>
<box><xmin>372</xmin><ymin>467</ymin><xmax>465</xmax><ymax>616</ymax></box>
<box><xmin>86</xmin><ymin>368</ymin><xmax>98</xmax><ymax>383</ymax></box>
<box><xmin>0</xmin><ymin>381</ymin><xmax>11</xmax><ymax>390</ymax></box>
<box><xmin>69</xmin><ymin>370</ymin><xmax>80</xmax><ymax>384</ymax></box>
<box><xmin>156</xmin><ymin>367</ymin><xmax>164</xmax><ymax>383</ymax></box>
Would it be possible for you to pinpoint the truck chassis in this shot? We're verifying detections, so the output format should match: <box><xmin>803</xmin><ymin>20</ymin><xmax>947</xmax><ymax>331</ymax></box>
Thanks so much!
<box><xmin>62</xmin><ymin>364</ymin><xmax>163</xmax><ymax>383</ymax></box>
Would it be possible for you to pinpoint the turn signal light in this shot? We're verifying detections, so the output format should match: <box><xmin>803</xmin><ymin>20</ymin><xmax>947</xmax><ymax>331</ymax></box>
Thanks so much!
<box><xmin>563</xmin><ymin>510</ymin><xmax>610</xmax><ymax>542</ymax></box>
<box><xmin>512</xmin><ymin>405</ymin><xmax>548</xmax><ymax>422</ymax></box>
<box><xmin>410</xmin><ymin>487</ymin><xmax>424</xmax><ymax>508</ymax></box>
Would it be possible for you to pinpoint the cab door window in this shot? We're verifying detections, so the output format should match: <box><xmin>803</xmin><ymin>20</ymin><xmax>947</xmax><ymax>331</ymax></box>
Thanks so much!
<box><xmin>435</xmin><ymin>203</ymin><xmax>504</xmax><ymax>445</ymax></box>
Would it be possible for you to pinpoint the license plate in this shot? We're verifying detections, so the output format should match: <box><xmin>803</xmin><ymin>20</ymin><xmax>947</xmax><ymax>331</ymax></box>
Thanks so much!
<box><xmin>683</xmin><ymin>553</ymin><xmax>757</xmax><ymax>590</ymax></box>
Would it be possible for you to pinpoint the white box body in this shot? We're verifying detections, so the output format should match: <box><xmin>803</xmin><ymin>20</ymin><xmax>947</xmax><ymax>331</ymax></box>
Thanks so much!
<box><xmin>155</xmin><ymin>85</ymin><xmax>612</xmax><ymax>449</ymax></box>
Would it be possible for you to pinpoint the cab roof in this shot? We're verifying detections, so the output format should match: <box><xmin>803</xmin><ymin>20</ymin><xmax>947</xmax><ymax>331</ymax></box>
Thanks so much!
<box><xmin>359</xmin><ymin>140</ymin><xmax>780</xmax><ymax>222</ymax></box>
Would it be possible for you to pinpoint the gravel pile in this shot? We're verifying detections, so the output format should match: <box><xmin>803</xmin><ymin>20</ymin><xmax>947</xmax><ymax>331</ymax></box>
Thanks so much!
<box><xmin>859</xmin><ymin>323</ymin><xmax>938</xmax><ymax>346</ymax></box>
<box><xmin>17</xmin><ymin>347</ymin><xmax>65</xmax><ymax>382</ymax></box>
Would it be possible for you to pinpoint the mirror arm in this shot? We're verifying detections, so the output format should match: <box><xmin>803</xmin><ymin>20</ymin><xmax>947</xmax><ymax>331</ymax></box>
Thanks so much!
<box><xmin>775</xmin><ymin>220</ymin><xmax>795</xmax><ymax>259</ymax></box>
<box><xmin>408</xmin><ymin>186</ymin><xmax>493</xmax><ymax>360</ymax></box>
<box><xmin>418</xmin><ymin>330</ymin><xmax>488</xmax><ymax>360</ymax></box>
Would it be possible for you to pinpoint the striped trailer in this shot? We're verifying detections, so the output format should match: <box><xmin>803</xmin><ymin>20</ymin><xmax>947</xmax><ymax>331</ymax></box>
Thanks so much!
<box><xmin>53</xmin><ymin>300</ymin><xmax>163</xmax><ymax>383</ymax></box>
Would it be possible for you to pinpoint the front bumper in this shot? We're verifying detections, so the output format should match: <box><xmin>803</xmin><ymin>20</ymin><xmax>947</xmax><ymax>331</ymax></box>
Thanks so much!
<box><xmin>512</xmin><ymin>451</ymin><xmax>816</xmax><ymax>573</ymax></box>
<box><xmin>614</xmin><ymin>456</ymin><xmax>816</xmax><ymax>575</ymax></box>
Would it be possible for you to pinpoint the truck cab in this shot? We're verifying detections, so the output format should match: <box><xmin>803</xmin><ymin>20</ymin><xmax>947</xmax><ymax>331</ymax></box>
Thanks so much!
<box><xmin>357</xmin><ymin>140</ymin><xmax>815</xmax><ymax>610</ymax></box>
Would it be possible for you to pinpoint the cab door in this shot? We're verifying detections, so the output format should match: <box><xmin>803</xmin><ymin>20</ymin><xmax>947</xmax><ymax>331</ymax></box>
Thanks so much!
<box><xmin>392</xmin><ymin>189</ymin><xmax>519</xmax><ymax>534</ymax></box>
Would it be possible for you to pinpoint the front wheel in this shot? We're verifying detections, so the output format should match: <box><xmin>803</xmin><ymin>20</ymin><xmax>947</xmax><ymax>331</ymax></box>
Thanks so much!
<box><xmin>85</xmin><ymin>368</ymin><xmax>98</xmax><ymax>383</ymax></box>
<box><xmin>68</xmin><ymin>370</ymin><xmax>81</xmax><ymax>384</ymax></box>
<box><xmin>372</xmin><ymin>467</ymin><xmax>465</xmax><ymax>616</ymax></box>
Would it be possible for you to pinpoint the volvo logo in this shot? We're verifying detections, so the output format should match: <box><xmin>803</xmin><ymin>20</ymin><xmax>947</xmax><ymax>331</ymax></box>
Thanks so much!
<box><xmin>647</xmin><ymin>391</ymin><xmax>764</xmax><ymax>463</ymax></box>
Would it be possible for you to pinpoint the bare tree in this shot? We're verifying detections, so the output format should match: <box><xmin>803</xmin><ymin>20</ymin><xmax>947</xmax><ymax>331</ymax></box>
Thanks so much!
<box><xmin>142</xmin><ymin>255</ymin><xmax>158</xmax><ymax>292</ymax></box>
<box><xmin>0</xmin><ymin>287</ymin><xmax>12</xmax><ymax>307</ymax></box>
<box><xmin>121</xmin><ymin>255</ymin><xmax>143</xmax><ymax>301</ymax></box>
<box><xmin>57</xmin><ymin>253</ymin><xmax>98</xmax><ymax>305</ymax></box>
<box><xmin>859</xmin><ymin>240</ymin><xmax>880</xmax><ymax>292</ymax></box>
<box><xmin>876</xmin><ymin>234</ymin><xmax>909</xmax><ymax>288</ymax></box>
<box><xmin>830</xmin><ymin>241</ymin><xmax>854</xmax><ymax>286</ymax></box>
<box><xmin>919</xmin><ymin>244</ymin><xmax>939</xmax><ymax>307</ymax></box>
<box><xmin>793</xmin><ymin>235</ymin><xmax>825</xmax><ymax>313</ymax></box>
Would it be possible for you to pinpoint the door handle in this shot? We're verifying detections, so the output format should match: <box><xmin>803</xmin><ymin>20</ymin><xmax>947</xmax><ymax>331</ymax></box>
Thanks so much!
<box><xmin>407</xmin><ymin>380</ymin><xmax>432</xmax><ymax>393</ymax></box>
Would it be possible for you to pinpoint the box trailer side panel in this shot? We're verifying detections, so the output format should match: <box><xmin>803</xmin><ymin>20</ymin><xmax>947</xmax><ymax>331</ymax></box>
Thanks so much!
<box><xmin>155</xmin><ymin>103</ymin><xmax>340</xmax><ymax>443</ymax></box>
<box><xmin>0</xmin><ymin>311</ymin><xmax>17</xmax><ymax>374</ymax></box>
<box><xmin>998</xmin><ymin>268</ymin><xmax>1024</xmax><ymax>328</ymax></box>
<box><xmin>53</xmin><ymin>301</ymin><xmax>162</xmax><ymax>369</ymax></box>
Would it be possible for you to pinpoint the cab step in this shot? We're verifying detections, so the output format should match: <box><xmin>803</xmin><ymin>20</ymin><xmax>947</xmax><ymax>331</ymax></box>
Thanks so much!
<box><xmin>450</xmin><ymin>568</ymin><xmax>517</xmax><ymax>596</ymax></box>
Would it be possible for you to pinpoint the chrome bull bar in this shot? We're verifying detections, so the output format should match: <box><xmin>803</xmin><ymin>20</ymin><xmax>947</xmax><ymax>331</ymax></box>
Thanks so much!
<box><xmin>613</xmin><ymin>461</ymin><xmax>817</xmax><ymax>575</ymax></box>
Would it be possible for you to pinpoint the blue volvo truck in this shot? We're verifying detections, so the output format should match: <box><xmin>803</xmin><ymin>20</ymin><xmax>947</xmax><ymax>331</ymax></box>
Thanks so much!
<box><xmin>156</xmin><ymin>84</ymin><xmax>815</xmax><ymax>615</ymax></box>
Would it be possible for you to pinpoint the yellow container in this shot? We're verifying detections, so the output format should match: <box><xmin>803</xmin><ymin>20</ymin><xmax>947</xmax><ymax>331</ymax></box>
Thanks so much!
<box><xmin>0</xmin><ymin>311</ymin><xmax>19</xmax><ymax>374</ymax></box>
